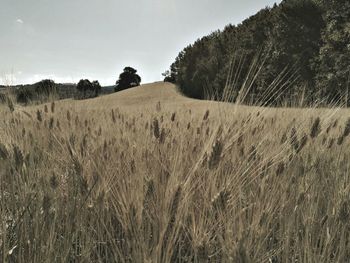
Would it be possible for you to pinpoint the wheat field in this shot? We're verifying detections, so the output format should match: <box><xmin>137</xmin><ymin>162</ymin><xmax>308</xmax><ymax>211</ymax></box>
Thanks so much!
<box><xmin>1</xmin><ymin>82</ymin><xmax>350</xmax><ymax>262</ymax></box>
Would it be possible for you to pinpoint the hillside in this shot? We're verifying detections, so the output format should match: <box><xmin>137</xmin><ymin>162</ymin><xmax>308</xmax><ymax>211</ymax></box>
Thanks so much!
<box><xmin>24</xmin><ymin>81</ymin><xmax>350</xmax><ymax>120</ymax></box>
<box><xmin>2</xmin><ymin>81</ymin><xmax>350</xmax><ymax>262</ymax></box>
<box><xmin>51</xmin><ymin>82</ymin><xmax>209</xmax><ymax>110</ymax></box>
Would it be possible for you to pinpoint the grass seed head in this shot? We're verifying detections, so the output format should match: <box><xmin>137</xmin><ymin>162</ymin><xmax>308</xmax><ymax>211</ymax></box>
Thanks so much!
<box><xmin>328</xmin><ymin>138</ymin><xmax>335</xmax><ymax>148</ymax></box>
<box><xmin>13</xmin><ymin>144</ymin><xmax>24</xmax><ymax>168</ymax></box>
<box><xmin>337</xmin><ymin>136</ymin><xmax>344</xmax><ymax>145</ymax></box>
<box><xmin>290</xmin><ymin>127</ymin><xmax>299</xmax><ymax>151</ymax></box>
<box><xmin>49</xmin><ymin>117</ymin><xmax>54</xmax><ymax>129</ymax></box>
<box><xmin>159</xmin><ymin>128</ymin><xmax>166</xmax><ymax>144</ymax></box>
<box><xmin>203</xmin><ymin>110</ymin><xmax>210</xmax><ymax>121</ymax></box>
<box><xmin>0</xmin><ymin>143</ymin><xmax>9</xmax><ymax>160</ymax></box>
<box><xmin>66</xmin><ymin>110</ymin><xmax>71</xmax><ymax>122</ymax></box>
<box><xmin>342</xmin><ymin>118</ymin><xmax>350</xmax><ymax>137</ymax></box>
<box><xmin>111</xmin><ymin>109</ymin><xmax>116</xmax><ymax>123</ymax></box>
<box><xmin>339</xmin><ymin>201</ymin><xmax>350</xmax><ymax>223</ymax></box>
<box><xmin>276</xmin><ymin>162</ymin><xmax>285</xmax><ymax>176</ymax></box>
<box><xmin>42</xmin><ymin>194</ymin><xmax>51</xmax><ymax>215</ymax></box>
<box><xmin>297</xmin><ymin>134</ymin><xmax>308</xmax><ymax>153</ymax></box>
<box><xmin>50</xmin><ymin>173</ymin><xmax>59</xmax><ymax>189</ymax></box>
<box><xmin>310</xmin><ymin>117</ymin><xmax>321</xmax><ymax>138</ymax></box>
<box><xmin>208</xmin><ymin>139</ymin><xmax>223</xmax><ymax>169</ymax></box>
<box><xmin>153</xmin><ymin>118</ymin><xmax>160</xmax><ymax>139</ymax></box>
<box><xmin>51</xmin><ymin>101</ymin><xmax>55</xmax><ymax>113</ymax></box>
<box><xmin>36</xmin><ymin>110</ymin><xmax>43</xmax><ymax>122</ymax></box>
<box><xmin>211</xmin><ymin>189</ymin><xmax>230</xmax><ymax>211</ymax></box>
<box><xmin>156</xmin><ymin>101</ymin><xmax>161</xmax><ymax>112</ymax></box>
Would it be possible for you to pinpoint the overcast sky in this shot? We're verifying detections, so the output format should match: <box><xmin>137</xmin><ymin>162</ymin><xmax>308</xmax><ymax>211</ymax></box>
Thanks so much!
<box><xmin>1</xmin><ymin>0</ymin><xmax>281</xmax><ymax>86</ymax></box>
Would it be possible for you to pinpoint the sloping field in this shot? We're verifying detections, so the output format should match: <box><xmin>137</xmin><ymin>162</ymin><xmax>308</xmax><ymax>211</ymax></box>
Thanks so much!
<box><xmin>47</xmin><ymin>82</ymin><xmax>218</xmax><ymax>111</ymax></box>
<box><xmin>18</xmin><ymin>81</ymin><xmax>350</xmax><ymax>123</ymax></box>
<box><xmin>1</xmin><ymin>82</ymin><xmax>350</xmax><ymax>262</ymax></box>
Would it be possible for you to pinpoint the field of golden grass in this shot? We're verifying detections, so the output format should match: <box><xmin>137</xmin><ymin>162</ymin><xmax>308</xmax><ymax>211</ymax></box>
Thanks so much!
<box><xmin>1</xmin><ymin>82</ymin><xmax>350</xmax><ymax>262</ymax></box>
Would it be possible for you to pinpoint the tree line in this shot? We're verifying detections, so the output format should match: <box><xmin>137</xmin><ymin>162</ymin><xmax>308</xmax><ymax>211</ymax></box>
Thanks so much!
<box><xmin>2</xmin><ymin>67</ymin><xmax>142</xmax><ymax>104</ymax></box>
<box><xmin>166</xmin><ymin>0</ymin><xmax>350</xmax><ymax>107</ymax></box>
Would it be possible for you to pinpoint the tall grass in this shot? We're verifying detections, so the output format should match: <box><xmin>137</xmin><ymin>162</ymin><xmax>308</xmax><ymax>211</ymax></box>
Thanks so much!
<box><xmin>1</xmin><ymin>91</ymin><xmax>350</xmax><ymax>262</ymax></box>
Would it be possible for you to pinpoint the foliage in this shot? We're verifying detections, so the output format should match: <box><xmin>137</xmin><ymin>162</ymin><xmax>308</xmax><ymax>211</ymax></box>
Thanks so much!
<box><xmin>168</xmin><ymin>0</ymin><xmax>349</xmax><ymax>106</ymax></box>
<box><xmin>115</xmin><ymin>67</ymin><xmax>141</xmax><ymax>92</ymax></box>
<box><xmin>15</xmin><ymin>79</ymin><xmax>58</xmax><ymax>104</ymax></box>
<box><xmin>34</xmin><ymin>79</ymin><xmax>56</xmax><ymax>97</ymax></box>
<box><xmin>92</xmin><ymin>80</ymin><xmax>102</xmax><ymax>97</ymax></box>
<box><xmin>162</xmin><ymin>70</ymin><xmax>176</xmax><ymax>83</ymax></box>
<box><xmin>76</xmin><ymin>79</ymin><xmax>102</xmax><ymax>99</ymax></box>
<box><xmin>315</xmin><ymin>0</ymin><xmax>350</xmax><ymax>105</ymax></box>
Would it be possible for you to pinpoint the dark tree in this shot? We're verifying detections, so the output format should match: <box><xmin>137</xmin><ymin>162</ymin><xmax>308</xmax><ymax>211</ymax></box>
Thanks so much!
<box><xmin>167</xmin><ymin>0</ymin><xmax>350</xmax><ymax>107</ymax></box>
<box><xmin>76</xmin><ymin>79</ymin><xmax>101</xmax><ymax>99</ymax></box>
<box><xmin>162</xmin><ymin>70</ymin><xmax>176</xmax><ymax>83</ymax></box>
<box><xmin>77</xmin><ymin>79</ymin><xmax>91</xmax><ymax>98</ymax></box>
<box><xmin>15</xmin><ymin>79</ymin><xmax>57</xmax><ymax>104</ymax></box>
<box><xmin>34</xmin><ymin>79</ymin><xmax>56</xmax><ymax>97</ymax></box>
<box><xmin>92</xmin><ymin>80</ymin><xmax>102</xmax><ymax>97</ymax></box>
<box><xmin>316</xmin><ymin>0</ymin><xmax>350</xmax><ymax>105</ymax></box>
<box><xmin>115</xmin><ymin>67</ymin><xmax>141</xmax><ymax>92</ymax></box>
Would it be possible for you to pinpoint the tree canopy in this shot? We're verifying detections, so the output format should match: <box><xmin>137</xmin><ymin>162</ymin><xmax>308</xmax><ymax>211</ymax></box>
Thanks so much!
<box><xmin>115</xmin><ymin>67</ymin><xmax>141</xmax><ymax>92</ymax></box>
<box><xmin>76</xmin><ymin>79</ymin><xmax>101</xmax><ymax>99</ymax></box>
<box><xmin>16</xmin><ymin>79</ymin><xmax>57</xmax><ymax>104</ymax></box>
<box><xmin>167</xmin><ymin>0</ymin><xmax>350</xmax><ymax>107</ymax></box>
<box><xmin>34</xmin><ymin>79</ymin><xmax>56</xmax><ymax>97</ymax></box>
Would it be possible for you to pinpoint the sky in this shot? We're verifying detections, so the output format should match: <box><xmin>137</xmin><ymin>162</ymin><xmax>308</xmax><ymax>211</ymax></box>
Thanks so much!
<box><xmin>0</xmin><ymin>0</ymin><xmax>282</xmax><ymax>86</ymax></box>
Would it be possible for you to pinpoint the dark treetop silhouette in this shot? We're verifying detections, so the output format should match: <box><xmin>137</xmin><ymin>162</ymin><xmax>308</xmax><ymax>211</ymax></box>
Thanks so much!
<box><xmin>76</xmin><ymin>79</ymin><xmax>102</xmax><ymax>99</ymax></box>
<box><xmin>115</xmin><ymin>67</ymin><xmax>142</xmax><ymax>92</ymax></box>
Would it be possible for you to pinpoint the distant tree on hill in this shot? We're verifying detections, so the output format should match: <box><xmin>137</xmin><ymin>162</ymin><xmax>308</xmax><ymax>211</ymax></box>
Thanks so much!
<box><xmin>92</xmin><ymin>80</ymin><xmax>102</xmax><ymax>97</ymax></box>
<box><xmin>76</xmin><ymin>79</ymin><xmax>101</xmax><ymax>99</ymax></box>
<box><xmin>15</xmin><ymin>79</ymin><xmax>57</xmax><ymax>104</ymax></box>
<box><xmin>77</xmin><ymin>79</ymin><xmax>91</xmax><ymax>98</ymax></box>
<box><xmin>162</xmin><ymin>70</ymin><xmax>176</xmax><ymax>83</ymax></box>
<box><xmin>34</xmin><ymin>79</ymin><xmax>57</xmax><ymax>97</ymax></box>
<box><xmin>115</xmin><ymin>67</ymin><xmax>141</xmax><ymax>92</ymax></box>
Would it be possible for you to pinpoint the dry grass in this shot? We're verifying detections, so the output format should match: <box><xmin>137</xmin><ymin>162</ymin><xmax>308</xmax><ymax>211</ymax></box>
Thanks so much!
<box><xmin>1</xmin><ymin>82</ymin><xmax>350</xmax><ymax>262</ymax></box>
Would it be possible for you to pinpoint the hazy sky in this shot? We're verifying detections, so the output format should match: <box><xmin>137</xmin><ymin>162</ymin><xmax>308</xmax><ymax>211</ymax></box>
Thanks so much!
<box><xmin>1</xmin><ymin>0</ymin><xmax>281</xmax><ymax>86</ymax></box>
